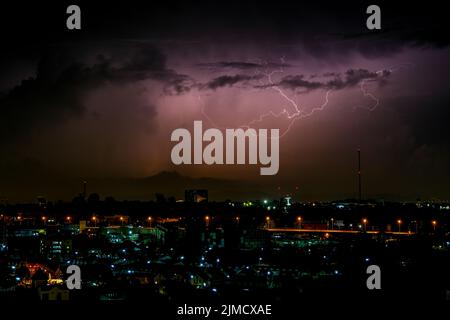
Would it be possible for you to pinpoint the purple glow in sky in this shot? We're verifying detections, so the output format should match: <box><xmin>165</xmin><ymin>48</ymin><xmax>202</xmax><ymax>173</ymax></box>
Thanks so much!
<box><xmin>1</xmin><ymin>1</ymin><xmax>449</xmax><ymax>201</ymax></box>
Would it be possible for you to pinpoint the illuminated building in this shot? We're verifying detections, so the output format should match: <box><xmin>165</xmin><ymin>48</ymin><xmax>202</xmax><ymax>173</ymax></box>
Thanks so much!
<box><xmin>40</xmin><ymin>237</ymin><xmax>72</xmax><ymax>258</ymax></box>
<box><xmin>185</xmin><ymin>189</ymin><xmax>208</xmax><ymax>203</ymax></box>
<box><xmin>38</xmin><ymin>286</ymin><xmax>70</xmax><ymax>301</ymax></box>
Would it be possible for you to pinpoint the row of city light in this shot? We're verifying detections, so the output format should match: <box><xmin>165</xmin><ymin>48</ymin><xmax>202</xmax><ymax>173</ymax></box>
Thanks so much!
<box><xmin>90</xmin><ymin>215</ymin><xmax>153</xmax><ymax>226</ymax></box>
<box><xmin>13</xmin><ymin>215</ymin><xmax>154</xmax><ymax>226</ymax></box>
<box><xmin>13</xmin><ymin>214</ymin><xmax>440</xmax><ymax>230</ymax></box>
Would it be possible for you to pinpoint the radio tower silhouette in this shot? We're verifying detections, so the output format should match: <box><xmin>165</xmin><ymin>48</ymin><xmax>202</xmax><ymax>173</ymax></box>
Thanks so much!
<box><xmin>357</xmin><ymin>149</ymin><xmax>362</xmax><ymax>202</ymax></box>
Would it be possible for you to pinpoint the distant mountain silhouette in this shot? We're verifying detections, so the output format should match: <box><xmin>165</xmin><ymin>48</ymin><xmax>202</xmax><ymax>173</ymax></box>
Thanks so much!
<box><xmin>140</xmin><ymin>170</ymin><xmax>233</xmax><ymax>185</ymax></box>
<box><xmin>0</xmin><ymin>169</ymin><xmax>270</xmax><ymax>202</ymax></box>
<box><xmin>89</xmin><ymin>170</ymin><xmax>263</xmax><ymax>201</ymax></box>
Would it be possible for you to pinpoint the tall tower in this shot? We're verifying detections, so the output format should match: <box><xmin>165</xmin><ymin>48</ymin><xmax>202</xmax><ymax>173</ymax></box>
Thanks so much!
<box><xmin>357</xmin><ymin>149</ymin><xmax>362</xmax><ymax>202</ymax></box>
<box><xmin>0</xmin><ymin>214</ymin><xmax>6</xmax><ymax>251</ymax></box>
<box><xmin>83</xmin><ymin>180</ymin><xmax>87</xmax><ymax>199</ymax></box>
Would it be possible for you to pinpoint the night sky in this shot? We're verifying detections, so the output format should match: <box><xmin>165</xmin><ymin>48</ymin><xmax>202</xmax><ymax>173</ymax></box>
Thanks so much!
<box><xmin>1</xmin><ymin>1</ymin><xmax>449</xmax><ymax>202</ymax></box>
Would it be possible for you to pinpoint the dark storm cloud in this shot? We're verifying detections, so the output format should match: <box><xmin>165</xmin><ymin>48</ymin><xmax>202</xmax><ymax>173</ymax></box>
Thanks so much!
<box><xmin>336</xmin><ymin>21</ymin><xmax>450</xmax><ymax>54</ymax></box>
<box><xmin>257</xmin><ymin>68</ymin><xmax>391</xmax><ymax>91</ymax></box>
<box><xmin>278</xmin><ymin>75</ymin><xmax>323</xmax><ymax>91</ymax></box>
<box><xmin>198</xmin><ymin>62</ymin><xmax>261</xmax><ymax>70</ymax></box>
<box><xmin>203</xmin><ymin>74</ymin><xmax>263</xmax><ymax>90</ymax></box>
<box><xmin>333</xmin><ymin>68</ymin><xmax>391</xmax><ymax>89</ymax></box>
<box><xmin>112</xmin><ymin>44</ymin><xmax>194</xmax><ymax>91</ymax></box>
<box><xmin>197</xmin><ymin>61</ymin><xmax>290</xmax><ymax>70</ymax></box>
<box><xmin>199</xmin><ymin>68</ymin><xmax>391</xmax><ymax>93</ymax></box>
<box><xmin>163</xmin><ymin>74</ymin><xmax>195</xmax><ymax>95</ymax></box>
<box><xmin>342</xmin><ymin>69</ymin><xmax>378</xmax><ymax>86</ymax></box>
<box><xmin>0</xmin><ymin>43</ymin><xmax>191</xmax><ymax>143</ymax></box>
<box><xmin>174</xmin><ymin>2</ymin><xmax>448</xmax><ymax>59</ymax></box>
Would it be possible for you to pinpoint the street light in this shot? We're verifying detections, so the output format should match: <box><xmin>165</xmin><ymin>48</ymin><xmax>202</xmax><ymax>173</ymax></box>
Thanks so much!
<box><xmin>432</xmin><ymin>220</ymin><xmax>437</xmax><ymax>232</ymax></box>
<box><xmin>66</xmin><ymin>216</ymin><xmax>72</xmax><ymax>223</ymax></box>
<box><xmin>297</xmin><ymin>216</ymin><xmax>302</xmax><ymax>229</ymax></box>
<box><xmin>330</xmin><ymin>218</ymin><xmax>334</xmax><ymax>230</ymax></box>
<box><xmin>397</xmin><ymin>219</ymin><xmax>402</xmax><ymax>232</ymax></box>
<box><xmin>42</xmin><ymin>216</ymin><xmax>47</xmax><ymax>224</ymax></box>
<box><xmin>92</xmin><ymin>216</ymin><xmax>97</xmax><ymax>227</ymax></box>
<box><xmin>147</xmin><ymin>216</ymin><xmax>152</xmax><ymax>227</ymax></box>
<box><xmin>119</xmin><ymin>216</ymin><xmax>124</xmax><ymax>225</ymax></box>
<box><xmin>412</xmin><ymin>220</ymin><xmax>418</xmax><ymax>234</ymax></box>
<box><xmin>265</xmin><ymin>216</ymin><xmax>270</xmax><ymax>229</ymax></box>
<box><xmin>362</xmin><ymin>218</ymin><xmax>368</xmax><ymax>232</ymax></box>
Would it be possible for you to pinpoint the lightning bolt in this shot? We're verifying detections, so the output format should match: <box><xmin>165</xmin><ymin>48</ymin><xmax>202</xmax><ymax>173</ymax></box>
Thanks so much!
<box><xmin>357</xmin><ymin>76</ymin><xmax>380</xmax><ymax>112</ymax></box>
<box><xmin>199</xmin><ymin>59</ymin><xmax>411</xmax><ymax>138</ymax></box>
<box><xmin>239</xmin><ymin>58</ymin><xmax>332</xmax><ymax>138</ymax></box>
<box><xmin>355</xmin><ymin>63</ymin><xmax>414</xmax><ymax>112</ymax></box>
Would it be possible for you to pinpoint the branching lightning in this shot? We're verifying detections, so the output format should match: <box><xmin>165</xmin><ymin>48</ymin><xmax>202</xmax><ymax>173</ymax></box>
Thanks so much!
<box><xmin>199</xmin><ymin>58</ymin><xmax>410</xmax><ymax>138</ymax></box>
<box><xmin>239</xmin><ymin>58</ymin><xmax>332</xmax><ymax>138</ymax></box>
